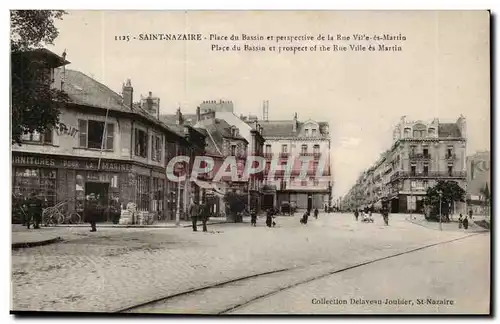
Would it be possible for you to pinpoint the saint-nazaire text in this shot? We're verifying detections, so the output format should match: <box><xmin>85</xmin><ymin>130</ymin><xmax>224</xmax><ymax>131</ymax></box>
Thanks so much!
<box><xmin>137</xmin><ymin>34</ymin><xmax>203</xmax><ymax>41</ymax></box>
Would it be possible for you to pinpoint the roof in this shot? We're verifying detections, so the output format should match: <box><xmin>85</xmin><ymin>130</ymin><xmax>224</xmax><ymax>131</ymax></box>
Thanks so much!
<box><xmin>55</xmin><ymin>68</ymin><xmax>182</xmax><ymax>138</ymax></box>
<box><xmin>160</xmin><ymin>114</ymin><xmax>197</xmax><ymax>126</ymax></box>
<box><xmin>258</xmin><ymin>120</ymin><xmax>330</xmax><ymax>137</ymax></box>
<box><xmin>12</xmin><ymin>48</ymin><xmax>70</xmax><ymax>68</ymax></box>
<box><xmin>438</xmin><ymin>123</ymin><xmax>462</xmax><ymax>138</ymax></box>
<box><xmin>196</xmin><ymin>128</ymin><xmax>222</xmax><ymax>156</ymax></box>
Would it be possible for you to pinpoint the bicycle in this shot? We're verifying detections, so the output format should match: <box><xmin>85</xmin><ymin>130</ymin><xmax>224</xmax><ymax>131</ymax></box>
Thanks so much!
<box><xmin>42</xmin><ymin>200</ymin><xmax>82</xmax><ymax>226</ymax></box>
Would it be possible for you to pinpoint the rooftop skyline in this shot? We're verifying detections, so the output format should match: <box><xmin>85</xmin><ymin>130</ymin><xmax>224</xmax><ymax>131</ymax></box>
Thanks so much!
<box><xmin>44</xmin><ymin>10</ymin><xmax>490</xmax><ymax>198</ymax></box>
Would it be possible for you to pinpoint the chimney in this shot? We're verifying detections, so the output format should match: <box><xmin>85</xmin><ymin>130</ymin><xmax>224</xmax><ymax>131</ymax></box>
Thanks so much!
<box><xmin>122</xmin><ymin>79</ymin><xmax>133</xmax><ymax>109</ymax></box>
<box><xmin>292</xmin><ymin>112</ymin><xmax>298</xmax><ymax>132</ymax></box>
<box><xmin>196</xmin><ymin>106</ymin><xmax>201</xmax><ymax>122</ymax></box>
<box><xmin>176</xmin><ymin>107</ymin><xmax>183</xmax><ymax>125</ymax></box>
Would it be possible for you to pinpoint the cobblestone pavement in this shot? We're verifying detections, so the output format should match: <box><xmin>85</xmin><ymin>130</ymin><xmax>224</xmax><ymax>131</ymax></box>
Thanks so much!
<box><xmin>11</xmin><ymin>213</ymin><xmax>474</xmax><ymax>312</ymax></box>
<box><xmin>231</xmin><ymin>233</ymin><xmax>490</xmax><ymax>314</ymax></box>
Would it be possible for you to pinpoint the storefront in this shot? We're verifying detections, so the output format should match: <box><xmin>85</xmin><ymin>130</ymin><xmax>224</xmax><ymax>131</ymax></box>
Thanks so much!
<box><xmin>12</xmin><ymin>152</ymin><xmax>167</xmax><ymax>222</ymax></box>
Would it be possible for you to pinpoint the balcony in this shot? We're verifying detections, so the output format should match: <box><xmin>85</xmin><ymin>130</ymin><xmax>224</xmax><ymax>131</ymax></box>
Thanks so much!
<box><xmin>409</xmin><ymin>153</ymin><xmax>431</xmax><ymax>161</ymax></box>
<box><xmin>279</xmin><ymin>153</ymin><xmax>290</xmax><ymax>158</ymax></box>
<box><xmin>390</xmin><ymin>171</ymin><xmax>466</xmax><ymax>181</ymax></box>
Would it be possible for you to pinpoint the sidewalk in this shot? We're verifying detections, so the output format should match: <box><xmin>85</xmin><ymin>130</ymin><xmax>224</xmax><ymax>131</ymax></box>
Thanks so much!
<box><xmin>11</xmin><ymin>225</ymin><xmax>62</xmax><ymax>249</ymax></box>
<box><xmin>406</xmin><ymin>214</ymin><xmax>489</xmax><ymax>233</ymax></box>
<box><xmin>53</xmin><ymin>217</ymin><xmax>230</xmax><ymax>228</ymax></box>
<box><xmin>11</xmin><ymin>217</ymin><xmax>239</xmax><ymax>249</ymax></box>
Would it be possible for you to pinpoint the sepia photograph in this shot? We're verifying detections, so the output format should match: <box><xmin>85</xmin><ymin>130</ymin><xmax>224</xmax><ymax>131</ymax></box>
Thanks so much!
<box><xmin>9</xmin><ymin>9</ymin><xmax>491</xmax><ymax>315</ymax></box>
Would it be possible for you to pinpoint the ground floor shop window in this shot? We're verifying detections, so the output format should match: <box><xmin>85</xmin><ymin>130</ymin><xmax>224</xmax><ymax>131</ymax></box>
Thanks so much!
<box><xmin>152</xmin><ymin>178</ymin><xmax>165</xmax><ymax>218</ymax></box>
<box><xmin>13</xmin><ymin>167</ymin><xmax>57</xmax><ymax>206</ymax></box>
<box><xmin>136</xmin><ymin>175</ymin><xmax>150</xmax><ymax>212</ymax></box>
<box><xmin>76</xmin><ymin>171</ymin><xmax>120</xmax><ymax>220</ymax></box>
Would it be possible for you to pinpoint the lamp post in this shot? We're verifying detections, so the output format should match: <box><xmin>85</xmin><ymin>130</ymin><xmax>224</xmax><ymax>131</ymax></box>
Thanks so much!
<box><xmin>437</xmin><ymin>189</ymin><xmax>443</xmax><ymax>231</ymax></box>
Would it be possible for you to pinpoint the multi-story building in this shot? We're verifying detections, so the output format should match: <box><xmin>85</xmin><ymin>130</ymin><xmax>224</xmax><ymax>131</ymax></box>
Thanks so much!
<box><xmin>259</xmin><ymin>112</ymin><xmax>332</xmax><ymax>211</ymax></box>
<box><xmin>11</xmin><ymin>49</ymin><xmax>206</xmax><ymax>223</ymax></box>
<box><xmin>342</xmin><ymin>116</ymin><xmax>467</xmax><ymax>214</ymax></box>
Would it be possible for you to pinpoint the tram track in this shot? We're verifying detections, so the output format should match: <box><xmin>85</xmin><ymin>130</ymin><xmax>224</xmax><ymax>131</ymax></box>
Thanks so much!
<box><xmin>117</xmin><ymin>233</ymin><xmax>481</xmax><ymax>314</ymax></box>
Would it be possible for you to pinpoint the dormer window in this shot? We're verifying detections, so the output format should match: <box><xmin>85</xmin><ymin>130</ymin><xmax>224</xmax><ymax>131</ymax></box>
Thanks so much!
<box><xmin>305</xmin><ymin>129</ymin><xmax>310</xmax><ymax>137</ymax></box>
<box><xmin>428</xmin><ymin>128</ymin><xmax>435</xmax><ymax>135</ymax></box>
<box><xmin>404</xmin><ymin>128</ymin><xmax>411</xmax><ymax>137</ymax></box>
<box><xmin>312</xmin><ymin>129</ymin><xmax>317</xmax><ymax>137</ymax></box>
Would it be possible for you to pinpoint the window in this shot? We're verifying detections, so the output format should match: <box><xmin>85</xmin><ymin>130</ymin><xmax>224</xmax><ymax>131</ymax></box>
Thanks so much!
<box><xmin>78</xmin><ymin>120</ymin><xmax>114</xmax><ymax>150</ymax></box>
<box><xmin>301</xmin><ymin>179</ymin><xmax>307</xmax><ymax>186</ymax></box>
<box><xmin>152</xmin><ymin>178</ymin><xmax>164</xmax><ymax>218</ymax></box>
<box><xmin>136</xmin><ymin>175</ymin><xmax>150</xmax><ymax>211</ymax></box>
<box><xmin>428</xmin><ymin>128</ymin><xmax>435</xmax><ymax>135</ymax></box>
<box><xmin>151</xmin><ymin>135</ymin><xmax>162</xmax><ymax>162</ymax></box>
<box><xmin>423</xmin><ymin>180</ymin><xmax>428</xmax><ymax>189</ymax></box>
<box><xmin>447</xmin><ymin>147</ymin><xmax>453</xmax><ymax>159</ymax></box>
<box><xmin>423</xmin><ymin>164</ymin><xmax>429</xmax><ymax>175</ymax></box>
<box><xmin>305</xmin><ymin>129</ymin><xmax>310</xmax><ymax>137</ymax></box>
<box><xmin>265</xmin><ymin>144</ymin><xmax>272</xmax><ymax>154</ymax></box>
<box><xmin>21</xmin><ymin>129</ymin><xmax>53</xmax><ymax>144</ymax></box>
<box><xmin>313</xmin><ymin>145</ymin><xmax>320</xmax><ymax>155</ymax></box>
<box><xmin>301</xmin><ymin>144</ymin><xmax>308</xmax><ymax>154</ymax></box>
<box><xmin>404</xmin><ymin>128</ymin><xmax>411</xmax><ymax>137</ymax></box>
<box><xmin>313</xmin><ymin>178</ymin><xmax>319</xmax><ymax>186</ymax></box>
<box><xmin>423</xmin><ymin>147</ymin><xmax>429</xmax><ymax>157</ymax></box>
<box><xmin>410</xmin><ymin>145</ymin><xmax>416</xmax><ymax>155</ymax></box>
<box><xmin>312</xmin><ymin>129</ymin><xmax>317</xmax><ymax>137</ymax></box>
<box><xmin>134</xmin><ymin>128</ymin><xmax>148</xmax><ymax>158</ymax></box>
<box><xmin>12</xmin><ymin>168</ymin><xmax>57</xmax><ymax>208</ymax></box>
<box><xmin>411</xmin><ymin>165</ymin><xmax>416</xmax><ymax>176</ymax></box>
<box><xmin>281</xmin><ymin>144</ymin><xmax>288</xmax><ymax>154</ymax></box>
<box><xmin>231</xmin><ymin>145</ymin><xmax>236</xmax><ymax>156</ymax></box>
<box><xmin>448</xmin><ymin>165</ymin><xmax>453</xmax><ymax>176</ymax></box>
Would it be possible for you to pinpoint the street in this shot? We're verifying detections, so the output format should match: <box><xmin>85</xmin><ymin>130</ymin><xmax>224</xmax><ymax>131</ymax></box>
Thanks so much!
<box><xmin>11</xmin><ymin>212</ymin><xmax>489</xmax><ymax>314</ymax></box>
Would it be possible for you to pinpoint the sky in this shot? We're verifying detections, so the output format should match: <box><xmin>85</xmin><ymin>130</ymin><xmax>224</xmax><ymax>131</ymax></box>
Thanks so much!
<box><xmin>46</xmin><ymin>10</ymin><xmax>490</xmax><ymax>198</ymax></box>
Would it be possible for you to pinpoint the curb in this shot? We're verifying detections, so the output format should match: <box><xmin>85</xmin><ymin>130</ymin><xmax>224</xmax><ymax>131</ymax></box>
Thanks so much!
<box><xmin>407</xmin><ymin>219</ymin><xmax>489</xmax><ymax>233</ymax></box>
<box><xmin>12</xmin><ymin>237</ymin><xmax>63</xmax><ymax>250</ymax></box>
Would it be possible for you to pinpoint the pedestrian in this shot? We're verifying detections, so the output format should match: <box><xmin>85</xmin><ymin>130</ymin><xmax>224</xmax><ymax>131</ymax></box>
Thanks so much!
<box><xmin>325</xmin><ymin>204</ymin><xmax>328</xmax><ymax>213</ymax></box>
<box><xmin>468</xmin><ymin>209</ymin><xmax>473</xmax><ymax>220</ymax></box>
<box><xmin>300</xmin><ymin>210</ymin><xmax>309</xmax><ymax>225</ymax></box>
<box><xmin>266</xmin><ymin>209</ymin><xmax>273</xmax><ymax>227</ymax></box>
<box><xmin>463</xmin><ymin>215</ymin><xmax>469</xmax><ymax>230</ymax></box>
<box><xmin>250</xmin><ymin>208</ymin><xmax>257</xmax><ymax>227</ymax></box>
<box><xmin>458</xmin><ymin>214</ymin><xmax>463</xmax><ymax>229</ymax></box>
<box><xmin>354</xmin><ymin>209</ymin><xmax>359</xmax><ymax>221</ymax></box>
<box><xmin>381</xmin><ymin>205</ymin><xmax>389</xmax><ymax>226</ymax></box>
<box><xmin>85</xmin><ymin>193</ymin><xmax>98</xmax><ymax>232</ymax></box>
<box><xmin>25</xmin><ymin>191</ymin><xmax>42</xmax><ymax>229</ymax></box>
<box><xmin>314</xmin><ymin>208</ymin><xmax>319</xmax><ymax>219</ymax></box>
<box><xmin>189</xmin><ymin>199</ymin><xmax>200</xmax><ymax>232</ymax></box>
<box><xmin>200</xmin><ymin>201</ymin><xmax>209</xmax><ymax>232</ymax></box>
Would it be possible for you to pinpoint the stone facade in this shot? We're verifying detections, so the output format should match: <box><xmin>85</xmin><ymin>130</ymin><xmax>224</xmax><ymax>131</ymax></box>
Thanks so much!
<box><xmin>342</xmin><ymin>116</ymin><xmax>467</xmax><ymax>214</ymax></box>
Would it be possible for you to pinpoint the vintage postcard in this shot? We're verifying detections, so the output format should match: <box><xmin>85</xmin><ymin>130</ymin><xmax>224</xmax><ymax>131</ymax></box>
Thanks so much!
<box><xmin>10</xmin><ymin>10</ymin><xmax>490</xmax><ymax>315</ymax></box>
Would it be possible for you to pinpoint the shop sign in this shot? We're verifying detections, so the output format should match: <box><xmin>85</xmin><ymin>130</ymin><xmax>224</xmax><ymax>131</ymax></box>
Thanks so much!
<box><xmin>13</xmin><ymin>154</ymin><xmax>132</xmax><ymax>172</ymax></box>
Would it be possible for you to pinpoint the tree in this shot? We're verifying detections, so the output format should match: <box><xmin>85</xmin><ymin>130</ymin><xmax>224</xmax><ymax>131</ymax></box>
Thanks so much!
<box><xmin>424</xmin><ymin>180</ymin><xmax>466</xmax><ymax>220</ymax></box>
<box><xmin>480</xmin><ymin>182</ymin><xmax>490</xmax><ymax>217</ymax></box>
<box><xmin>10</xmin><ymin>10</ymin><xmax>68</xmax><ymax>144</ymax></box>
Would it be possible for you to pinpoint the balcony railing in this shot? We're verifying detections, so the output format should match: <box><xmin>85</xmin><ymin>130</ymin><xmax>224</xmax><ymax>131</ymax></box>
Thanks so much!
<box><xmin>445</xmin><ymin>153</ymin><xmax>457</xmax><ymax>160</ymax></box>
<box><xmin>390</xmin><ymin>171</ymin><xmax>466</xmax><ymax>181</ymax></box>
<box><xmin>409</xmin><ymin>153</ymin><xmax>432</xmax><ymax>160</ymax></box>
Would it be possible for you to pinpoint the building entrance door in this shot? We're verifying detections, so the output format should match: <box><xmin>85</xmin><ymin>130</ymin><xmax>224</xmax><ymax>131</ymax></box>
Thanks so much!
<box><xmin>307</xmin><ymin>194</ymin><xmax>312</xmax><ymax>211</ymax></box>
<box><xmin>85</xmin><ymin>181</ymin><xmax>110</xmax><ymax>222</ymax></box>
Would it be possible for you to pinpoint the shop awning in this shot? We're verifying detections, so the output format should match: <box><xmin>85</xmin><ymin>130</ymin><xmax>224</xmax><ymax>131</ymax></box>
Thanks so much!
<box><xmin>194</xmin><ymin>180</ymin><xmax>214</xmax><ymax>190</ymax></box>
